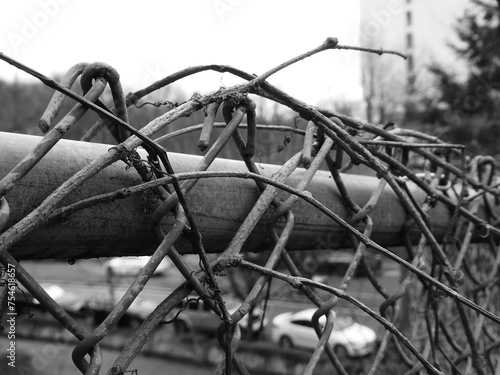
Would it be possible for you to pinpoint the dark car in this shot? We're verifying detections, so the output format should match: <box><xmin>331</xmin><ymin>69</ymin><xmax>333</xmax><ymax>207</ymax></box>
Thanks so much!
<box><xmin>165</xmin><ymin>296</ymin><xmax>267</xmax><ymax>337</ymax></box>
<box><xmin>294</xmin><ymin>249</ymin><xmax>382</xmax><ymax>276</ymax></box>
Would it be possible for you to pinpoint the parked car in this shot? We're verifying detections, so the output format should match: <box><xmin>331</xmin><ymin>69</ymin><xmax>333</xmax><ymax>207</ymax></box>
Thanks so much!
<box><xmin>23</xmin><ymin>284</ymin><xmax>91</xmax><ymax>321</ymax></box>
<box><xmin>296</xmin><ymin>249</ymin><xmax>382</xmax><ymax>276</ymax></box>
<box><xmin>17</xmin><ymin>283</ymin><xmax>158</xmax><ymax>328</ymax></box>
<box><xmin>86</xmin><ymin>292</ymin><xmax>158</xmax><ymax>328</ymax></box>
<box><xmin>104</xmin><ymin>256</ymin><xmax>171</xmax><ymax>276</ymax></box>
<box><xmin>166</xmin><ymin>296</ymin><xmax>267</xmax><ymax>337</ymax></box>
<box><xmin>37</xmin><ymin>284</ymin><xmax>87</xmax><ymax>314</ymax></box>
<box><xmin>269</xmin><ymin>308</ymin><xmax>377</xmax><ymax>358</ymax></box>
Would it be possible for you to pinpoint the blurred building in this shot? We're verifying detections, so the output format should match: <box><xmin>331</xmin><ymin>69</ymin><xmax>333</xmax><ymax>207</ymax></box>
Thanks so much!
<box><xmin>359</xmin><ymin>0</ymin><xmax>470</xmax><ymax>123</ymax></box>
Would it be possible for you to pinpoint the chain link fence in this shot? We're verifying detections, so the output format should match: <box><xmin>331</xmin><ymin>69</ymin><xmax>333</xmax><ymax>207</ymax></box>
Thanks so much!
<box><xmin>0</xmin><ymin>38</ymin><xmax>500</xmax><ymax>374</ymax></box>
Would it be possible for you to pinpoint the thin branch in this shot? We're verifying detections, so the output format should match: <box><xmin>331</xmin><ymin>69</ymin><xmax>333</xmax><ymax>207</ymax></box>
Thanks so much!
<box><xmin>254</xmin><ymin>37</ymin><xmax>339</xmax><ymax>83</ymax></box>
<box><xmin>335</xmin><ymin>44</ymin><xmax>408</xmax><ymax>59</ymax></box>
<box><xmin>154</xmin><ymin>123</ymin><xmax>306</xmax><ymax>144</ymax></box>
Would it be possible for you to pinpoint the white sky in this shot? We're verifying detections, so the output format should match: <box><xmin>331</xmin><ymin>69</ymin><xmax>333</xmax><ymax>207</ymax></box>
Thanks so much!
<box><xmin>0</xmin><ymin>0</ymin><xmax>363</xmax><ymax>105</ymax></box>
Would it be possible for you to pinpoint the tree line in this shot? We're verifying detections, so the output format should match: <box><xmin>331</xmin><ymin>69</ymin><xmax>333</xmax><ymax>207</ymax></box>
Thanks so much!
<box><xmin>0</xmin><ymin>77</ymin><xmax>311</xmax><ymax>165</ymax></box>
<box><xmin>414</xmin><ymin>0</ymin><xmax>500</xmax><ymax>157</ymax></box>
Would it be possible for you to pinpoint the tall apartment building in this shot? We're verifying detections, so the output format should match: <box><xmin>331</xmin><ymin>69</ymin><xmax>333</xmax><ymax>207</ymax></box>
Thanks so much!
<box><xmin>359</xmin><ymin>0</ymin><xmax>470</xmax><ymax>123</ymax></box>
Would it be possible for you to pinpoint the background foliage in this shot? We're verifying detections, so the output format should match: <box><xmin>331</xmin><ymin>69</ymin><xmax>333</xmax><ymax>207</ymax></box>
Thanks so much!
<box><xmin>414</xmin><ymin>0</ymin><xmax>500</xmax><ymax>156</ymax></box>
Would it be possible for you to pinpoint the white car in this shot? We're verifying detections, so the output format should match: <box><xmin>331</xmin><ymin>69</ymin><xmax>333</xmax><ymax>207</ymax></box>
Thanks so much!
<box><xmin>270</xmin><ymin>308</ymin><xmax>377</xmax><ymax>358</ymax></box>
<box><xmin>104</xmin><ymin>256</ymin><xmax>171</xmax><ymax>276</ymax></box>
<box><xmin>37</xmin><ymin>284</ymin><xmax>87</xmax><ymax>313</ymax></box>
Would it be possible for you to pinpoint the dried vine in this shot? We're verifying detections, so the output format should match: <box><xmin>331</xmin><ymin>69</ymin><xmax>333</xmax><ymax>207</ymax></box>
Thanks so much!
<box><xmin>0</xmin><ymin>37</ymin><xmax>499</xmax><ymax>375</ymax></box>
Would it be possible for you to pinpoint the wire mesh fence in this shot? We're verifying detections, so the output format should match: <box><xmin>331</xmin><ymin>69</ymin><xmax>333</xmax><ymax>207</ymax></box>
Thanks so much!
<box><xmin>0</xmin><ymin>38</ymin><xmax>500</xmax><ymax>375</ymax></box>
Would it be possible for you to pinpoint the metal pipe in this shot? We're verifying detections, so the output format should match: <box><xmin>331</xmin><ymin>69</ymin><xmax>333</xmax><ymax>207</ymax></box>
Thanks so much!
<box><xmin>0</xmin><ymin>131</ymin><xmax>451</xmax><ymax>260</ymax></box>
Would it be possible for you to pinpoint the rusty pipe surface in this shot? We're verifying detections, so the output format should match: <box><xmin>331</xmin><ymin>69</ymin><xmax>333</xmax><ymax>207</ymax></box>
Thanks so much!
<box><xmin>0</xmin><ymin>131</ymin><xmax>451</xmax><ymax>260</ymax></box>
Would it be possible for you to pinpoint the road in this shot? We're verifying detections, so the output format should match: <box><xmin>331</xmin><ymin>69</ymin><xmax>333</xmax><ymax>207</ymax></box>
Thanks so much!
<box><xmin>6</xmin><ymin>254</ymin><xmax>406</xmax><ymax>374</ymax></box>
<box><xmin>20</xmin><ymin>252</ymin><xmax>404</xmax><ymax>336</ymax></box>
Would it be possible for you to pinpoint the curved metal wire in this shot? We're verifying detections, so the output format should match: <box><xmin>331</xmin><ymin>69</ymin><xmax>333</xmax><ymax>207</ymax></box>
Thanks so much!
<box><xmin>0</xmin><ymin>40</ymin><xmax>500</xmax><ymax>375</ymax></box>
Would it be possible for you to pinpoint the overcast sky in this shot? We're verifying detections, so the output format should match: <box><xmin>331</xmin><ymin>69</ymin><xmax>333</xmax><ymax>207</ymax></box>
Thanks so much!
<box><xmin>0</xmin><ymin>1</ymin><xmax>363</xmax><ymax>105</ymax></box>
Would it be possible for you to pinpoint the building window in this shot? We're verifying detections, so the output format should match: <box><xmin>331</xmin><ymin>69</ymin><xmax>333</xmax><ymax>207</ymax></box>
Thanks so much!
<box><xmin>406</xmin><ymin>33</ymin><xmax>413</xmax><ymax>49</ymax></box>
<box><xmin>406</xmin><ymin>11</ymin><xmax>412</xmax><ymax>26</ymax></box>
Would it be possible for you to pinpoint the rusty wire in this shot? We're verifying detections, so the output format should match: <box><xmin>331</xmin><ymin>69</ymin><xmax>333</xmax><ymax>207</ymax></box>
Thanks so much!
<box><xmin>0</xmin><ymin>38</ymin><xmax>500</xmax><ymax>375</ymax></box>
